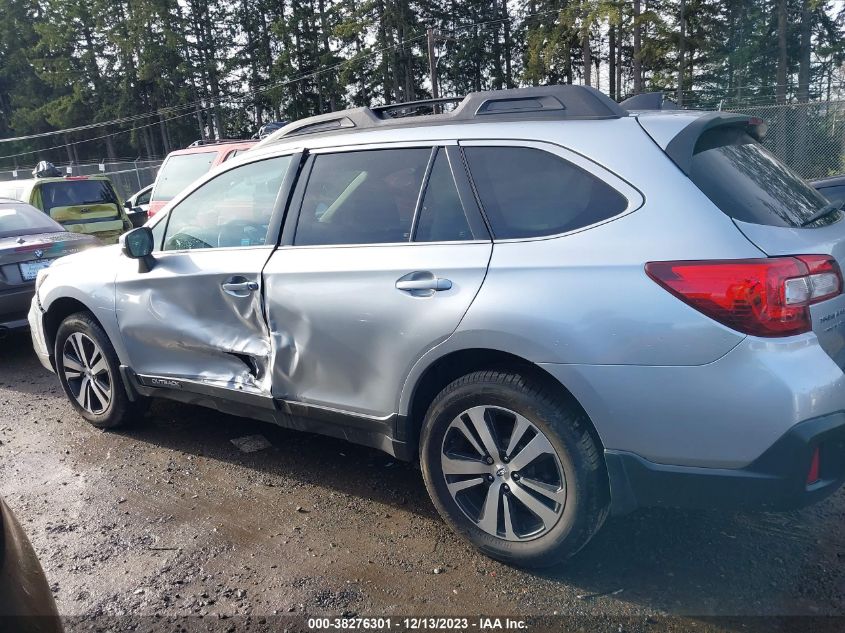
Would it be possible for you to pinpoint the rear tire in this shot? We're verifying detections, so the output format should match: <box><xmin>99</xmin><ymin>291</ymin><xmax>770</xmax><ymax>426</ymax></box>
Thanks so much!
<box><xmin>420</xmin><ymin>370</ymin><xmax>608</xmax><ymax>568</ymax></box>
<box><xmin>55</xmin><ymin>312</ymin><xmax>145</xmax><ymax>429</ymax></box>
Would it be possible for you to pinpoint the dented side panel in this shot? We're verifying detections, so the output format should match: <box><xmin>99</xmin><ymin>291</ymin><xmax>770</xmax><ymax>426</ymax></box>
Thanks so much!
<box><xmin>263</xmin><ymin>242</ymin><xmax>493</xmax><ymax>418</ymax></box>
<box><xmin>114</xmin><ymin>246</ymin><xmax>275</xmax><ymax>393</ymax></box>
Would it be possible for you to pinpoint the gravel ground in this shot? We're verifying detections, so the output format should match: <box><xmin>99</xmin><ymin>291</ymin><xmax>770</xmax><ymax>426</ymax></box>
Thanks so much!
<box><xmin>2</xmin><ymin>331</ymin><xmax>845</xmax><ymax>633</ymax></box>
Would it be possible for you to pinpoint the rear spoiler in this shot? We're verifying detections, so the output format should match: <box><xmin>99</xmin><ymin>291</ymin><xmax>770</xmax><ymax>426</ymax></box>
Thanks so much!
<box><xmin>664</xmin><ymin>112</ymin><xmax>768</xmax><ymax>176</ymax></box>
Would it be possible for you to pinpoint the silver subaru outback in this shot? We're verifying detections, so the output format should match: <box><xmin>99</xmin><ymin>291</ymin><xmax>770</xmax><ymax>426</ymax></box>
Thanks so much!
<box><xmin>29</xmin><ymin>85</ymin><xmax>845</xmax><ymax>567</ymax></box>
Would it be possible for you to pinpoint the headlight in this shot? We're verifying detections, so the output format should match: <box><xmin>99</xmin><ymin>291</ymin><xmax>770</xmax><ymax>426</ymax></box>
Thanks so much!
<box><xmin>34</xmin><ymin>267</ymin><xmax>49</xmax><ymax>294</ymax></box>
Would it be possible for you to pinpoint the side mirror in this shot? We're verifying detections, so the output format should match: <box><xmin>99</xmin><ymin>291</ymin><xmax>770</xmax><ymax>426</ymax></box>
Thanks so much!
<box><xmin>123</xmin><ymin>200</ymin><xmax>132</xmax><ymax>210</ymax></box>
<box><xmin>120</xmin><ymin>227</ymin><xmax>155</xmax><ymax>272</ymax></box>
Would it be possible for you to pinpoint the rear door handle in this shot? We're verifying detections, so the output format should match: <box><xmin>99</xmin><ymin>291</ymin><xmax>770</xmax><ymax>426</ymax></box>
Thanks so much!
<box><xmin>395</xmin><ymin>271</ymin><xmax>452</xmax><ymax>296</ymax></box>
<box><xmin>222</xmin><ymin>278</ymin><xmax>259</xmax><ymax>297</ymax></box>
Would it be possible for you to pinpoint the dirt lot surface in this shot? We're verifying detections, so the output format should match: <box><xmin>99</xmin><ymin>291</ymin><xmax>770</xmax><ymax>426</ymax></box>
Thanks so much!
<box><xmin>2</xmin><ymin>332</ymin><xmax>845</xmax><ymax>633</ymax></box>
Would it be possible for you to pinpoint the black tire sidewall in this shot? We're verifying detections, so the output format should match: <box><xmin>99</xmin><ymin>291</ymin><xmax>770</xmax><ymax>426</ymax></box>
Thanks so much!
<box><xmin>55</xmin><ymin>313</ymin><xmax>130</xmax><ymax>429</ymax></box>
<box><xmin>420</xmin><ymin>372</ymin><xmax>605</xmax><ymax>567</ymax></box>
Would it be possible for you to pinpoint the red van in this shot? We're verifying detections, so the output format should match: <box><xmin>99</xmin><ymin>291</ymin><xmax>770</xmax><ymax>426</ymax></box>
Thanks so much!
<box><xmin>147</xmin><ymin>139</ymin><xmax>256</xmax><ymax>217</ymax></box>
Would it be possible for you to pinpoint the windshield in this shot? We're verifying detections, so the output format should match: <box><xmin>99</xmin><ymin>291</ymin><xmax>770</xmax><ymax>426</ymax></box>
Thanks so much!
<box><xmin>151</xmin><ymin>152</ymin><xmax>216</xmax><ymax>202</ymax></box>
<box><xmin>689</xmin><ymin>127</ymin><xmax>840</xmax><ymax>228</ymax></box>
<box><xmin>39</xmin><ymin>180</ymin><xmax>119</xmax><ymax>214</ymax></box>
<box><xmin>0</xmin><ymin>202</ymin><xmax>63</xmax><ymax>238</ymax></box>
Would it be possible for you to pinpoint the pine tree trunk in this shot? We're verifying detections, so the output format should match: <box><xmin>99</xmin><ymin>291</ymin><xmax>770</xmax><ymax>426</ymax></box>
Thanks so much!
<box><xmin>776</xmin><ymin>0</ymin><xmax>788</xmax><ymax>104</ymax></box>
<box><xmin>609</xmin><ymin>25</ymin><xmax>617</xmax><ymax>99</ymax></box>
<box><xmin>677</xmin><ymin>0</ymin><xmax>686</xmax><ymax>105</ymax></box>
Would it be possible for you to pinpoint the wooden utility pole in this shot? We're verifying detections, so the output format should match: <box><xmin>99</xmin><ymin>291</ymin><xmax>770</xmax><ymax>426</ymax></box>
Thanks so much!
<box><xmin>427</xmin><ymin>27</ymin><xmax>440</xmax><ymax>101</ymax></box>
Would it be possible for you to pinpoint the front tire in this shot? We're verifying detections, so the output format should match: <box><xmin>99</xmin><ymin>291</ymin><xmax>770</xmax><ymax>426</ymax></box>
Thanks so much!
<box><xmin>55</xmin><ymin>312</ymin><xmax>142</xmax><ymax>429</ymax></box>
<box><xmin>420</xmin><ymin>370</ymin><xmax>608</xmax><ymax>568</ymax></box>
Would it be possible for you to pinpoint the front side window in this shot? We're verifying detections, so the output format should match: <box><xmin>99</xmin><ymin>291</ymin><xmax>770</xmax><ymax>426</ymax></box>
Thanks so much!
<box><xmin>689</xmin><ymin>127</ymin><xmax>839</xmax><ymax>228</ymax></box>
<box><xmin>294</xmin><ymin>148</ymin><xmax>431</xmax><ymax>246</ymax></box>
<box><xmin>151</xmin><ymin>152</ymin><xmax>216</xmax><ymax>203</ymax></box>
<box><xmin>464</xmin><ymin>146</ymin><xmax>628</xmax><ymax>239</ymax></box>
<box><xmin>162</xmin><ymin>156</ymin><xmax>290</xmax><ymax>251</ymax></box>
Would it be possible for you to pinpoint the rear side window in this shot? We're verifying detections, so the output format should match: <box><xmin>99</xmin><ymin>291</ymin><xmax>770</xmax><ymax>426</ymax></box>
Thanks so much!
<box><xmin>294</xmin><ymin>148</ymin><xmax>430</xmax><ymax>246</ymax></box>
<box><xmin>39</xmin><ymin>180</ymin><xmax>119</xmax><ymax>214</ymax></box>
<box><xmin>689</xmin><ymin>127</ymin><xmax>839</xmax><ymax>228</ymax></box>
<box><xmin>463</xmin><ymin>146</ymin><xmax>628</xmax><ymax>239</ymax></box>
<box><xmin>151</xmin><ymin>152</ymin><xmax>216</xmax><ymax>203</ymax></box>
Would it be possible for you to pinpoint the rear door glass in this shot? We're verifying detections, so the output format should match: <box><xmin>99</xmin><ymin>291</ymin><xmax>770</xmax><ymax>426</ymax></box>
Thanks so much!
<box><xmin>414</xmin><ymin>150</ymin><xmax>473</xmax><ymax>242</ymax></box>
<box><xmin>39</xmin><ymin>180</ymin><xmax>119</xmax><ymax>215</ymax></box>
<box><xmin>689</xmin><ymin>127</ymin><xmax>839</xmax><ymax>227</ymax></box>
<box><xmin>151</xmin><ymin>152</ymin><xmax>216</xmax><ymax>203</ymax></box>
<box><xmin>463</xmin><ymin>146</ymin><xmax>628</xmax><ymax>239</ymax></box>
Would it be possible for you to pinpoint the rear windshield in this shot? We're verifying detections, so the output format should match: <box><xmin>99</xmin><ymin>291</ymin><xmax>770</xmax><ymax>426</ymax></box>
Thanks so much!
<box><xmin>689</xmin><ymin>127</ymin><xmax>840</xmax><ymax>228</ymax></box>
<box><xmin>39</xmin><ymin>180</ymin><xmax>119</xmax><ymax>215</ymax></box>
<box><xmin>0</xmin><ymin>202</ymin><xmax>63</xmax><ymax>238</ymax></box>
<box><xmin>152</xmin><ymin>152</ymin><xmax>216</xmax><ymax>202</ymax></box>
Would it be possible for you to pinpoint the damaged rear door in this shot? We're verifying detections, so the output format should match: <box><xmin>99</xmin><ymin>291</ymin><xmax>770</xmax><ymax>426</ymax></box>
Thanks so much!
<box><xmin>114</xmin><ymin>154</ymin><xmax>298</xmax><ymax>398</ymax></box>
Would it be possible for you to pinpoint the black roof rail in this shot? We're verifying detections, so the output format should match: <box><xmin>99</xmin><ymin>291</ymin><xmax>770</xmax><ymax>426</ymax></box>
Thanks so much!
<box><xmin>187</xmin><ymin>138</ymin><xmax>253</xmax><ymax>148</ymax></box>
<box><xmin>264</xmin><ymin>84</ymin><xmax>627</xmax><ymax>143</ymax></box>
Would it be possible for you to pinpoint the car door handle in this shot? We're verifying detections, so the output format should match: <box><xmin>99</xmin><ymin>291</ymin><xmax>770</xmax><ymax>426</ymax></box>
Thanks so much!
<box><xmin>395</xmin><ymin>272</ymin><xmax>452</xmax><ymax>296</ymax></box>
<box><xmin>222</xmin><ymin>279</ymin><xmax>259</xmax><ymax>296</ymax></box>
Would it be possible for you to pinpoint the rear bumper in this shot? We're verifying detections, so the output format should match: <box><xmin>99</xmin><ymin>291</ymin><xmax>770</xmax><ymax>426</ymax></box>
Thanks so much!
<box><xmin>606</xmin><ymin>411</ymin><xmax>845</xmax><ymax>514</ymax></box>
<box><xmin>0</xmin><ymin>286</ymin><xmax>35</xmax><ymax>332</ymax></box>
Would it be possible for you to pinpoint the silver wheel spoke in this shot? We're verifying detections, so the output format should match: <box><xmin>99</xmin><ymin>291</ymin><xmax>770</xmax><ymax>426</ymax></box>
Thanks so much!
<box><xmin>478</xmin><ymin>480</ymin><xmax>502</xmax><ymax>535</ymax></box>
<box><xmin>446</xmin><ymin>477</ymin><xmax>485</xmax><ymax>495</ymax></box>
<box><xmin>69</xmin><ymin>333</ymin><xmax>86</xmax><ymax>367</ymax></box>
<box><xmin>502</xmin><ymin>494</ymin><xmax>517</xmax><ymax>540</ymax></box>
<box><xmin>89</xmin><ymin>377</ymin><xmax>110</xmax><ymax>408</ymax></box>
<box><xmin>63</xmin><ymin>354</ymin><xmax>85</xmax><ymax>374</ymax></box>
<box><xmin>507</xmin><ymin>432</ymin><xmax>555</xmax><ymax>471</ymax></box>
<box><xmin>442</xmin><ymin>455</ymin><xmax>489</xmax><ymax>476</ymax></box>
<box><xmin>77</xmin><ymin>376</ymin><xmax>90</xmax><ymax>408</ymax></box>
<box><xmin>505</xmin><ymin>414</ymin><xmax>532</xmax><ymax>459</ymax></box>
<box><xmin>510</xmin><ymin>481</ymin><xmax>560</xmax><ymax>527</ymax></box>
<box><xmin>451</xmin><ymin>417</ymin><xmax>486</xmax><ymax>458</ymax></box>
<box><xmin>89</xmin><ymin>352</ymin><xmax>107</xmax><ymax>377</ymax></box>
<box><xmin>518</xmin><ymin>476</ymin><xmax>566</xmax><ymax>504</ymax></box>
<box><xmin>465</xmin><ymin>407</ymin><xmax>500</xmax><ymax>460</ymax></box>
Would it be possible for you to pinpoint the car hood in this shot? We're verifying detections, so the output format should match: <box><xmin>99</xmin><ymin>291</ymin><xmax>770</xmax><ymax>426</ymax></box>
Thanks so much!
<box><xmin>46</xmin><ymin>241</ymin><xmax>121</xmax><ymax>271</ymax></box>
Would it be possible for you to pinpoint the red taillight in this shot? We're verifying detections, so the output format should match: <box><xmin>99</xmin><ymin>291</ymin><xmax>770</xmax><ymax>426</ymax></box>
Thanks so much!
<box><xmin>645</xmin><ymin>256</ymin><xmax>843</xmax><ymax>337</ymax></box>
<box><xmin>807</xmin><ymin>446</ymin><xmax>821</xmax><ymax>485</ymax></box>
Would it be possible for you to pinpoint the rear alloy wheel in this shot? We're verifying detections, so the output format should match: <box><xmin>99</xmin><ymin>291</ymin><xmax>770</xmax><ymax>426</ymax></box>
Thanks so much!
<box><xmin>55</xmin><ymin>312</ymin><xmax>144</xmax><ymax>429</ymax></box>
<box><xmin>440</xmin><ymin>405</ymin><xmax>566</xmax><ymax>541</ymax></box>
<box><xmin>421</xmin><ymin>370</ymin><xmax>608</xmax><ymax>568</ymax></box>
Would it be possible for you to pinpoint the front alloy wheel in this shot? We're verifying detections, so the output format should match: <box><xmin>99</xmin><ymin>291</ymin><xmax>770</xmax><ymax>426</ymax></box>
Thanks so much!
<box><xmin>62</xmin><ymin>332</ymin><xmax>113</xmax><ymax>415</ymax></box>
<box><xmin>55</xmin><ymin>311</ymin><xmax>144</xmax><ymax>429</ymax></box>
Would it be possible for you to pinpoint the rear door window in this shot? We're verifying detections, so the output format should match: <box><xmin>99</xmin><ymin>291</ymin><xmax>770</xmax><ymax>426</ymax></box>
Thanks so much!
<box><xmin>293</xmin><ymin>148</ymin><xmax>430</xmax><ymax>246</ymax></box>
<box><xmin>151</xmin><ymin>152</ymin><xmax>216</xmax><ymax>203</ymax></box>
<box><xmin>39</xmin><ymin>180</ymin><xmax>119</xmax><ymax>215</ymax></box>
<box><xmin>689</xmin><ymin>127</ymin><xmax>839</xmax><ymax>227</ymax></box>
<box><xmin>414</xmin><ymin>150</ymin><xmax>473</xmax><ymax>242</ymax></box>
<box><xmin>463</xmin><ymin>146</ymin><xmax>628</xmax><ymax>239</ymax></box>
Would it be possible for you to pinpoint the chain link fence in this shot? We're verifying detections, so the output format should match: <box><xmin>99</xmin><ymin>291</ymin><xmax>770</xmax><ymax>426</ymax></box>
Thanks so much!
<box><xmin>724</xmin><ymin>100</ymin><xmax>845</xmax><ymax>180</ymax></box>
<box><xmin>0</xmin><ymin>159</ymin><xmax>162</xmax><ymax>200</ymax></box>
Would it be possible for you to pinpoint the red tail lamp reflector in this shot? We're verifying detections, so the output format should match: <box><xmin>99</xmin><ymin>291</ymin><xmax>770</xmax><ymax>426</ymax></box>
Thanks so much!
<box><xmin>645</xmin><ymin>256</ymin><xmax>843</xmax><ymax>337</ymax></box>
